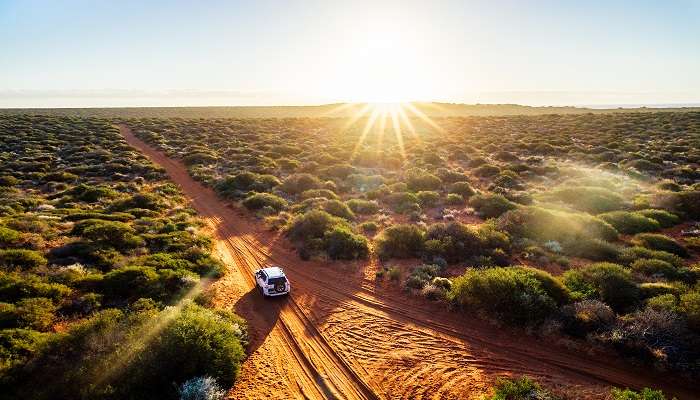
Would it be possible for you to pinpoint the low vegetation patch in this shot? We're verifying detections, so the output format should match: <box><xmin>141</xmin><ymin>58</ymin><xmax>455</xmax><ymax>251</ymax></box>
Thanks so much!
<box><xmin>449</xmin><ymin>266</ymin><xmax>569</xmax><ymax>325</ymax></box>
<box><xmin>599</xmin><ymin>211</ymin><xmax>661</xmax><ymax>234</ymax></box>
<box><xmin>0</xmin><ymin>116</ymin><xmax>247</xmax><ymax>398</ymax></box>
<box><xmin>488</xmin><ymin>376</ymin><xmax>671</xmax><ymax>400</ymax></box>
<box><xmin>633</xmin><ymin>233</ymin><xmax>689</xmax><ymax>258</ymax></box>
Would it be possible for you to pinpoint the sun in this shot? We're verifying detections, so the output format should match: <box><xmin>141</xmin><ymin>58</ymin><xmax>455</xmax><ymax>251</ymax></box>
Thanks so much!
<box><xmin>319</xmin><ymin>16</ymin><xmax>434</xmax><ymax>104</ymax></box>
<box><xmin>369</xmin><ymin>101</ymin><xmax>403</xmax><ymax>113</ymax></box>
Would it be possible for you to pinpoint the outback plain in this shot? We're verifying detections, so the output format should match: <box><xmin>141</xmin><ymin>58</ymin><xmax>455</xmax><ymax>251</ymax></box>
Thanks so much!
<box><xmin>1</xmin><ymin>105</ymin><xmax>699</xmax><ymax>399</ymax></box>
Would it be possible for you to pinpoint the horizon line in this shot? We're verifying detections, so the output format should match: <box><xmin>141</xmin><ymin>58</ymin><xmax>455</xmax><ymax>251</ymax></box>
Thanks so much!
<box><xmin>2</xmin><ymin>101</ymin><xmax>700</xmax><ymax>111</ymax></box>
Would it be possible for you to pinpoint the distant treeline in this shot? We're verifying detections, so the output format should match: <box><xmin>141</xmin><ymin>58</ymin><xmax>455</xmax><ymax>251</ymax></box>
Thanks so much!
<box><xmin>1</xmin><ymin>102</ymin><xmax>699</xmax><ymax>119</ymax></box>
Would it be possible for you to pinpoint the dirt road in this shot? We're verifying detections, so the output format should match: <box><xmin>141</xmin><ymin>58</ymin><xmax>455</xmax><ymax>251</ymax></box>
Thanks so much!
<box><xmin>120</xmin><ymin>125</ymin><xmax>698</xmax><ymax>400</ymax></box>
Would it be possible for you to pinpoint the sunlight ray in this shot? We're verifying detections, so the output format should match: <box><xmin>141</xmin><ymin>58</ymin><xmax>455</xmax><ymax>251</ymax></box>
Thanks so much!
<box><xmin>397</xmin><ymin>106</ymin><xmax>420</xmax><ymax>142</ymax></box>
<box><xmin>350</xmin><ymin>108</ymin><xmax>380</xmax><ymax>162</ymax></box>
<box><xmin>339</xmin><ymin>103</ymin><xmax>372</xmax><ymax>133</ymax></box>
<box><xmin>94</xmin><ymin>279</ymin><xmax>210</xmax><ymax>388</ymax></box>
<box><xmin>390</xmin><ymin>108</ymin><xmax>406</xmax><ymax>161</ymax></box>
<box><xmin>404</xmin><ymin>102</ymin><xmax>446</xmax><ymax>133</ymax></box>
<box><xmin>376</xmin><ymin>110</ymin><xmax>388</xmax><ymax>157</ymax></box>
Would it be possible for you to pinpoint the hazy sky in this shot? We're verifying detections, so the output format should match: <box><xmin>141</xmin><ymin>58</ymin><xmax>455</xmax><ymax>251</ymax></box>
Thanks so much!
<box><xmin>1</xmin><ymin>0</ymin><xmax>699</xmax><ymax>107</ymax></box>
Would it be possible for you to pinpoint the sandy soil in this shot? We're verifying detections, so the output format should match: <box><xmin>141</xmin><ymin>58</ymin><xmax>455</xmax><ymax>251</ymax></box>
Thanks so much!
<box><xmin>120</xmin><ymin>125</ymin><xmax>699</xmax><ymax>400</ymax></box>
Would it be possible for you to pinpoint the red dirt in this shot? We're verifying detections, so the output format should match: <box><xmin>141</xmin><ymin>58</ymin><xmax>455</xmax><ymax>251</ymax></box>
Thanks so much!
<box><xmin>120</xmin><ymin>125</ymin><xmax>699</xmax><ymax>400</ymax></box>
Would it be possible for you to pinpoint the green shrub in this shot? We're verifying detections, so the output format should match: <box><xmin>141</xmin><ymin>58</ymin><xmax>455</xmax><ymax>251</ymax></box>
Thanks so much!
<box><xmin>445</xmin><ymin>193</ymin><xmax>464</xmax><ymax>205</ymax></box>
<box><xmin>0</xmin><ymin>175</ymin><xmax>20</xmax><ymax>187</ymax></box>
<box><xmin>323</xmin><ymin>199</ymin><xmax>355</xmax><ymax>220</ymax></box>
<box><xmin>323</xmin><ymin>226</ymin><xmax>369</xmax><ymax>260</ymax></box>
<box><xmin>63</xmin><ymin>211</ymin><xmax>134</xmax><ymax>222</ymax></box>
<box><xmin>449</xmin><ymin>266</ymin><xmax>567</xmax><ymax>325</ymax></box>
<box><xmin>636</xmin><ymin>209</ymin><xmax>679</xmax><ymax>228</ymax></box>
<box><xmin>560</xmin><ymin>300</ymin><xmax>615</xmax><ymax>337</ymax></box>
<box><xmin>653</xmin><ymin>190</ymin><xmax>700</xmax><ymax>219</ymax></box>
<box><xmin>639</xmin><ymin>282</ymin><xmax>680</xmax><ymax>299</ymax></box>
<box><xmin>217</xmin><ymin>172</ymin><xmax>256</xmax><ymax>192</ymax></box>
<box><xmin>563</xmin><ymin>262</ymin><xmax>640</xmax><ymax>312</ymax></box>
<box><xmin>143</xmin><ymin>231</ymin><xmax>207</xmax><ymax>253</ymax></box>
<box><xmin>384</xmin><ymin>191</ymin><xmax>420</xmax><ymax>213</ymax></box>
<box><xmin>598</xmin><ymin>211</ymin><xmax>660</xmax><ymax>234</ymax></box>
<box><xmin>0</xmin><ymin>328</ymin><xmax>52</xmax><ymax>373</ymax></box>
<box><xmin>543</xmin><ymin>186</ymin><xmax>626</xmax><ymax>213</ymax></box>
<box><xmin>215</xmin><ymin>172</ymin><xmax>280</xmax><ymax>195</ymax></box>
<box><xmin>498</xmin><ymin>206</ymin><xmax>619</xmax><ymax>243</ymax></box>
<box><xmin>101</xmin><ymin>265</ymin><xmax>197</xmax><ymax>302</ymax></box>
<box><xmin>618</xmin><ymin>246</ymin><xmax>683</xmax><ymax>268</ymax></box>
<box><xmin>183</xmin><ymin>151</ymin><xmax>217</xmax><ymax>166</ymax></box>
<box><xmin>389</xmin><ymin>182</ymin><xmax>408</xmax><ymax>192</ymax></box>
<box><xmin>358</xmin><ymin>221</ymin><xmax>378</xmax><ymax>233</ymax></box>
<box><xmin>14</xmin><ymin>297</ymin><xmax>57</xmax><ymax>331</ymax></box>
<box><xmin>5</xmin><ymin>215</ymin><xmax>49</xmax><ymax>234</ymax></box>
<box><xmin>416</xmin><ymin>191</ymin><xmax>440</xmax><ymax>207</ymax></box>
<box><xmin>679</xmin><ymin>291</ymin><xmax>700</xmax><ymax>331</ymax></box>
<box><xmin>280</xmin><ymin>173</ymin><xmax>322</xmax><ymax>195</ymax></box>
<box><xmin>75</xmin><ymin>219</ymin><xmax>143</xmax><ymax>250</ymax></box>
<box><xmin>190</xmin><ymin>254</ymin><xmax>225</xmax><ymax>277</ymax></box>
<box><xmin>0</xmin><ymin>249</ymin><xmax>47</xmax><ymax>270</ymax></box>
<box><xmin>0</xmin><ymin>271</ymin><xmax>72</xmax><ymax>302</ymax></box>
<box><xmin>469</xmin><ymin>194</ymin><xmax>517</xmax><ymax>218</ymax></box>
<box><xmin>488</xmin><ymin>376</ymin><xmax>559</xmax><ymax>400</ymax></box>
<box><xmin>563</xmin><ymin>238</ymin><xmax>620</xmax><ymax>261</ymax></box>
<box><xmin>377</xmin><ymin>224</ymin><xmax>425</xmax><ymax>259</ymax></box>
<box><xmin>404</xmin><ymin>264</ymin><xmax>441</xmax><ymax>290</ymax></box>
<box><xmin>526</xmin><ymin>267</ymin><xmax>571</xmax><ymax>304</ymax></box>
<box><xmin>610</xmin><ymin>387</ymin><xmax>668</xmax><ymax>400</ymax></box>
<box><xmin>100</xmin><ymin>265</ymin><xmax>159</xmax><ymax>300</ymax></box>
<box><xmin>657</xmin><ymin>181</ymin><xmax>682</xmax><ymax>192</ymax></box>
<box><xmin>142</xmin><ymin>303</ymin><xmax>246</xmax><ymax>390</ymax></box>
<box><xmin>383</xmin><ymin>266</ymin><xmax>400</xmax><ymax>281</ymax></box>
<box><xmin>491</xmin><ymin>172</ymin><xmax>523</xmax><ymax>190</ymax></box>
<box><xmin>0</xmin><ymin>226</ymin><xmax>21</xmax><ymax>247</ymax></box>
<box><xmin>346</xmin><ymin>199</ymin><xmax>380</xmax><ymax>215</ymax></box>
<box><xmin>320</xmin><ymin>163</ymin><xmax>357</xmax><ymax>179</ymax></box>
<box><xmin>646</xmin><ymin>294</ymin><xmax>677</xmax><ymax>312</ymax></box>
<box><xmin>424</xmin><ymin>222</ymin><xmax>509</xmax><ymax>263</ymax></box>
<box><xmin>630</xmin><ymin>259</ymin><xmax>681</xmax><ymax>280</ymax></box>
<box><xmin>109</xmin><ymin>193</ymin><xmax>164</xmax><ymax>212</ymax></box>
<box><xmin>139</xmin><ymin>252</ymin><xmax>196</xmax><ymax>271</ymax></box>
<box><xmin>300</xmin><ymin>189</ymin><xmax>338</xmax><ymax>200</ymax></box>
<box><xmin>449</xmin><ymin>181</ymin><xmax>475</xmax><ymax>197</ymax></box>
<box><xmin>685</xmin><ymin>237</ymin><xmax>700</xmax><ymax>252</ymax></box>
<box><xmin>43</xmin><ymin>171</ymin><xmax>78</xmax><ymax>183</ymax></box>
<box><xmin>286</xmin><ymin>210</ymin><xmax>347</xmax><ymax>243</ymax></box>
<box><xmin>473</xmin><ymin>164</ymin><xmax>500</xmax><ymax>177</ymax></box>
<box><xmin>1</xmin><ymin>303</ymin><xmax>246</xmax><ymax>399</ymax></box>
<box><xmin>406</xmin><ymin>171</ymin><xmax>442</xmax><ymax>191</ymax></box>
<box><xmin>633</xmin><ymin>233</ymin><xmax>688</xmax><ymax>258</ymax></box>
<box><xmin>66</xmin><ymin>184</ymin><xmax>119</xmax><ymax>203</ymax></box>
<box><xmin>242</xmin><ymin>193</ymin><xmax>287</xmax><ymax>211</ymax></box>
